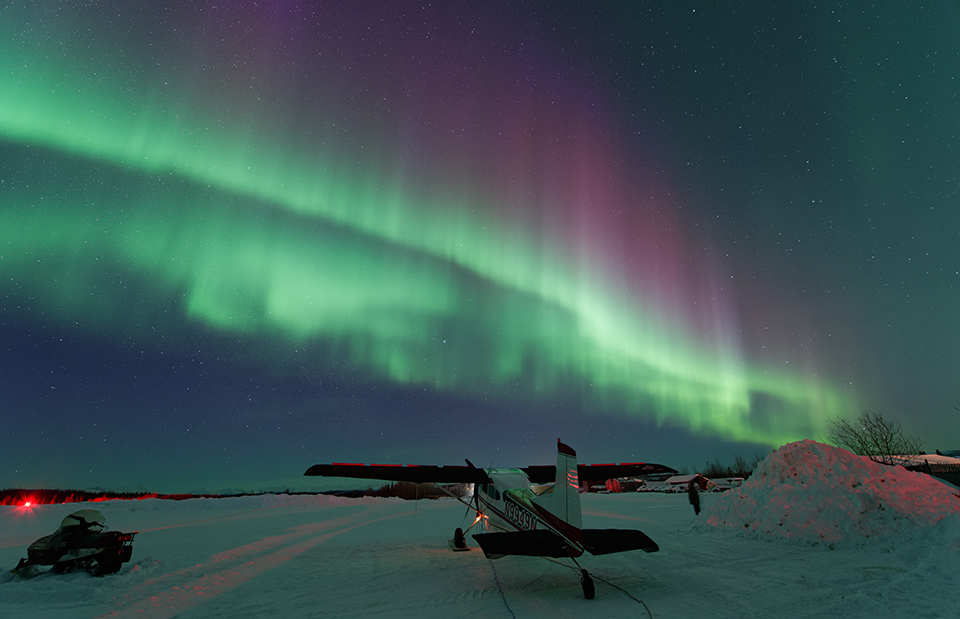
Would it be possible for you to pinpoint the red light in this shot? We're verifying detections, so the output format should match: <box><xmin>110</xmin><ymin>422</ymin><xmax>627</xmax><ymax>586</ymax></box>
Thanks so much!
<box><xmin>24</xmin><ymin>501</ymin><xmax>32</xmax><ymax>507</ymax></box>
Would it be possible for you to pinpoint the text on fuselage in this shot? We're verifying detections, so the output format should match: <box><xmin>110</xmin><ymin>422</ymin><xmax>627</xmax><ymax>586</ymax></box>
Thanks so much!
<box><xmin>504</xmin><ymin>499</ymin><xmax>538</xmax><ymax>531</ymax></box>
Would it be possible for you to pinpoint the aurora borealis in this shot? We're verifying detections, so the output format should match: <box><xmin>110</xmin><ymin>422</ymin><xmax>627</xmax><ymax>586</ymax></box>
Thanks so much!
<box><xmin>3</xmin><ymin>2</ymin><xmax>959</xmax><ymax>492</ymax></box>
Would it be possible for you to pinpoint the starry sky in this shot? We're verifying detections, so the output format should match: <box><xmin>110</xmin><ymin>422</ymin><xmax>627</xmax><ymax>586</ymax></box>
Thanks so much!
<box><xmin>2</xmin><ymin>1</ymin><xmax>958</xmax><ymax>493</ymax></box>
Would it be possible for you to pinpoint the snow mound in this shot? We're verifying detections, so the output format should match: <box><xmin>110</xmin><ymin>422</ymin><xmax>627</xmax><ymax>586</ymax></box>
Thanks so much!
<box><xmin>697</xmin><ymin>440</ymin><xmax>960</xmax><ymax>546</ymax></box>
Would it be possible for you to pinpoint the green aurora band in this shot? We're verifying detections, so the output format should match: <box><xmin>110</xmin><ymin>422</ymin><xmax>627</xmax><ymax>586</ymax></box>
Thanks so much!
<box><xmin>0</xmin><ymin>18</ymin><xmax>856</xmax><ymax>447</ymax></box>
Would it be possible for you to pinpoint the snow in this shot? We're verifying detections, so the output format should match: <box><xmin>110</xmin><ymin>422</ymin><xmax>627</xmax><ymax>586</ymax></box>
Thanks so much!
<box><xmin>3</xmin><ymin>441</ymin><xmax>960</xmax><ymax>618</ymax></box>
<box><xmin>696</xmin><ymin>440</ymin><xmax>960</xmax><ymax>547</ymax></box>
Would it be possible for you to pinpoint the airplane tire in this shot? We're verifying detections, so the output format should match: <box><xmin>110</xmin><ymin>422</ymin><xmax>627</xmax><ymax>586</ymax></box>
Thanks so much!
<box><xmin>580</xmin><ymin>569</ymin><xmax>595</xmax><ymax>599</ymax></box>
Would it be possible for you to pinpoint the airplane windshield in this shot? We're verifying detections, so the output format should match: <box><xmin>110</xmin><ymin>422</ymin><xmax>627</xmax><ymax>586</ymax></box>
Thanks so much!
<box><xmin>486</xmin><ymin>469</ymin><xmax>531</xmax><ymax>492</ymax></box>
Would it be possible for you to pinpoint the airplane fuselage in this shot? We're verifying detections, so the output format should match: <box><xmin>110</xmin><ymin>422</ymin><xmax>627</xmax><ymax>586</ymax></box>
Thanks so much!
<box><xmin>473</xmin><ymin>468</ymin><xmax>584</xmax><ymax>557</ymax></box>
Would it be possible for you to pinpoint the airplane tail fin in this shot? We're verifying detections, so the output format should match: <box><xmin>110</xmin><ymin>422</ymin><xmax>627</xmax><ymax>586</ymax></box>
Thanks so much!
<box><xmin>531</xmin><ymin>439</ymin><xmax>583</xmax><ymax>532</ymax></box>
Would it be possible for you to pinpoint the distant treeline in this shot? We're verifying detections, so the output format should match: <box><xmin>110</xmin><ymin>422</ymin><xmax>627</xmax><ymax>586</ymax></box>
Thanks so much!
<box><xmin>678</xmin><ymin>455</ymin><xmax>765</xmax><ymax>479</ymax></box>
<box><xmin>0</xmin><ymin>485</ymin><xmax>468</xmax><ymax>506</ymax></box>
<box><xmin>1</xmin><ymin>488</ymin><xmax>245</xmax><ymax>506</ymax></box>
<box><xmin>366</xmin><ymin>482</ymin><xmax>471</xmax><ymax>500</ymax></box>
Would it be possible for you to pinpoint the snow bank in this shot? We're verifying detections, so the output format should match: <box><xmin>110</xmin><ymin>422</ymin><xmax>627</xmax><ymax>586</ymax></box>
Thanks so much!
<box><xmin>697</xmin><ymin>440</ymin><xmax>960</xmax><ymax>546</ymax></box>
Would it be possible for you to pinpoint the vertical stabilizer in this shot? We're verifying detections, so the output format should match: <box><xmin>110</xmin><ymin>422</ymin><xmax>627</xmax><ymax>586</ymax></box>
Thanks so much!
<box><xmin>531</xmin><ymin>439</ymin><xmax>583</xmax><ymax>532</ymax></box>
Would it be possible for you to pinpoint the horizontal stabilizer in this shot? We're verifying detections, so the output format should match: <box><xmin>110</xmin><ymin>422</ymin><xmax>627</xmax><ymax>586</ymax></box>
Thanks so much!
<box><xmin>473</xmin><ymin>530</ymin><xmax>572</xmax><ymax>558</ymax></box>
<box><xmin>303</xmin><ymin>463</ymin><xmax>488</xmax><ymax>484</ymax></box>
<box><xmin>523</xmin><ymin>462</ymin><xmax>677</xmax><ymax>484</ymax></box>
<box><xmin>582</xmin><ymin>529</ymin><xmax>659</xmax><ymax>555</ymax></box>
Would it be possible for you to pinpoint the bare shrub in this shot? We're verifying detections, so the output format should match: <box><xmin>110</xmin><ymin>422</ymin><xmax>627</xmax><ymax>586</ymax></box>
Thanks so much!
<box><xmin>827</xmin><ymin>410</ymin><xmax>923</xmax><ymax>466</ymax></box>
<box><xmin>700</xmin><ymin>455</ymin><xmax>761</xmax><ymax>479</ymax></box>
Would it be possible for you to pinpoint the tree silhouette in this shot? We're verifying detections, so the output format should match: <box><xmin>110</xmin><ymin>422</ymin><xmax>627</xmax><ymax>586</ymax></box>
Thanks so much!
<box><xmin>827</xmin><ymin>410</ymin><xmax>923</xmax><ymax>466</ymax></box>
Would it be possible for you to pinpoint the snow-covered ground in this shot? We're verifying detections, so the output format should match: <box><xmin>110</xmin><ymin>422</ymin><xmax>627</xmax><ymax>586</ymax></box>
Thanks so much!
<box><xmin>2</xmin><ymin>441</ymin><xmax>959</xmax><ymax>618</ymax></box>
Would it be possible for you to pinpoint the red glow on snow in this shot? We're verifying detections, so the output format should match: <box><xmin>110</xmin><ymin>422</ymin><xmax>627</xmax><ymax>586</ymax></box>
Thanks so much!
<box><xmin>9</xmin><ymin>493</ymin><xmax>37</xmax><ymax>510</ymax></box>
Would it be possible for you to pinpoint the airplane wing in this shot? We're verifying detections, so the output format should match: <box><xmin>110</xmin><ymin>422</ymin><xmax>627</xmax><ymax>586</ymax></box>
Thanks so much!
<box><xmin>303</xmin><ymin>463</ymin><xmax>488</xmax><ymax>484</ymax></box>
<box><xmin>305</xmin><ymin>461</ymin><xmax>676</xmax><ymax>484</ymax></box>
<box><xmin>523</xmin><ymin>462</ymin><xmax>678</xmax><ymax>484</ymax></box>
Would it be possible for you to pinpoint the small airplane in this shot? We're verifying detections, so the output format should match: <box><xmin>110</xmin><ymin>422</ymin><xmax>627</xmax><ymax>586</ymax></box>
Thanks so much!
<box><xmin>304</xmin><ymin>439</ymin><xmax>677</xmax><ymax>598</ymax></box>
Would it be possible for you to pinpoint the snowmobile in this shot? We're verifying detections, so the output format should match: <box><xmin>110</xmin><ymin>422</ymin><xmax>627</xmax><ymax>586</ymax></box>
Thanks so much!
<box><xmin>12</xmin><ymin>509</ymin><xmax>136</xmax><ymax>576</ymax></box>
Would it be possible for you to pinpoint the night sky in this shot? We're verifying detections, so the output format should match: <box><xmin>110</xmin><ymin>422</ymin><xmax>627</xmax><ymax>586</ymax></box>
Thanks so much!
<box><xmin>2</xmin><ymin>2</ymin><xmax>958</xmax><ymax>493</ymax></box>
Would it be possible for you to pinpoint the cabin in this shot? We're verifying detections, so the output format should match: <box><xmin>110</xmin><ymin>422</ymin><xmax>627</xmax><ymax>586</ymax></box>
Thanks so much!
<box><xmin>664</xmin><ymin>474</ymin><xmax>710</xmax><ymax>492</ymax></box>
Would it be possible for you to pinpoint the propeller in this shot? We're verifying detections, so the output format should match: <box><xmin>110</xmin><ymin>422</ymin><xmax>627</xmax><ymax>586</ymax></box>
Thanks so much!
<box><xmin>461</xmin><ymin>458</ymin><xmax>486</xmax><ymax>532</ymax></box>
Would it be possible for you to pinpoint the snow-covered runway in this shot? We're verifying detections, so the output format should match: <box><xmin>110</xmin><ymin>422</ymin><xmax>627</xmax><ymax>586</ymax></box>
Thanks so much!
<box><xmin>3</xmin><ymin>486</ymin><xmax>958</xmax><ymax>618</ymax></box>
